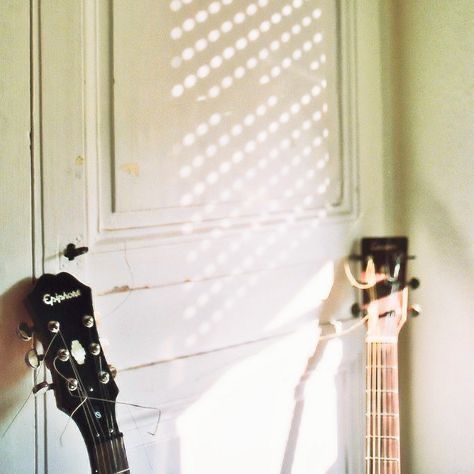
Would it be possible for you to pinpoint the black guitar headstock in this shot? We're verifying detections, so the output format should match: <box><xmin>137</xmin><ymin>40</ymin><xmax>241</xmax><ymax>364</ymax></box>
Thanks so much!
<box><xmin>23</xmin><ymin>273</ymin><xmax>127</xmax><ymax>472</ymax></box>
<box><xmin>347</xmin><ymin>237</ymin><xmax>421</xmax><ymax>338</ymax></box>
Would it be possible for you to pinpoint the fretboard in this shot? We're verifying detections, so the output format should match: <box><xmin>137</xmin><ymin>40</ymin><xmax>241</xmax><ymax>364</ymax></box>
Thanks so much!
<box><xmin>89</xmin><ymin>436</ymin><xmax>129</xmax><ymax>474</ymax></box>
<box><xmin>365</xmin><ymin>341</ymin><xmax>401</xmax><ymax>474</ymax></box>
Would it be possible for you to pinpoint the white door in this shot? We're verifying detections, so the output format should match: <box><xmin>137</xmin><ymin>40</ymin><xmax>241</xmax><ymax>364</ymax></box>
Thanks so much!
<box><xmin>2</xmin><ymin>1</ymin><xmax>389</xmax><ymax>473</ymax></box>
<box><xmin>0</xmin><ymin>2</ymin><xmax>36</xmax><ymax>473</ymax></box>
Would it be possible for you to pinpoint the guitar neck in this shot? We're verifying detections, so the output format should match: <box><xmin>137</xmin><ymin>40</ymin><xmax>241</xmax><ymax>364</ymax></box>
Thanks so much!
<box><xmin>365</xmin><ymin>340</ymin><xmax>401</xmax><ymax>474</ymax></box>
<box><xmin>89</xmin><ymin>436</ymin><xmax>129</xmax><ymax>474</ymax></box>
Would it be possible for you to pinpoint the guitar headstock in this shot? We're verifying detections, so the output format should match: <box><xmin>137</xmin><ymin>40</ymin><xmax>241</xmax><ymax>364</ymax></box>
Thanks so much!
<box><xmin>349</xmin><ymin>237</ymin><xmax>420</xmax><ymax>341</ymax></box>
<box><xmin>25</xmin><ymin>273</ymin><xmax>121</xmax><ymax>451</ymax></box>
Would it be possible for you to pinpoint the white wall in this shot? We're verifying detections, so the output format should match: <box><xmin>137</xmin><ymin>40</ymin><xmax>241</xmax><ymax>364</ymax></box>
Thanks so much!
<box><xmin>384</xmin><ymin>2</ymin><xmax>474</xmax><ymax>472</ymax></box>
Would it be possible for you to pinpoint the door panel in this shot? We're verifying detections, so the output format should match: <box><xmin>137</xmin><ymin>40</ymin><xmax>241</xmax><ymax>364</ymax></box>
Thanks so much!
<box><xmin>107</xmin><ymin>0</ymin><xmax>342</xmax><ymax>218</ymax></box>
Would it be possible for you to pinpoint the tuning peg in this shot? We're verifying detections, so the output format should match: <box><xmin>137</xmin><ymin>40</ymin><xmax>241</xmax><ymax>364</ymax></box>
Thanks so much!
<box><xmin>25</xmin><ymin>349</ymin><xmax>44</xmax><ymax>369</ymax></box>
<box><xmin>16</xmin><ymin>322</ymin><xmax>34</xmax><ymax>341</ymax></box>
<box><xmin>408</xmin><ymin>304</ymin><xmax>422</xmax><ymax>317</ymax></box>
<box><xmin>408</xmin><ymin>278</ymin><xmax>420</xmax><ymax>290</ymax></box>
<box><xmin>32</xmin><ymin>381</ymin><xmax>54</xmax><ymax>395</ymax></box>
<box><xmin>351</xmin><ymin>303</ymin><xmax>368</xmax><ymax>318</ymax></box>
<box><xmin>351</xmin><ymin>303</ymin><xmax>361</xmax><ymax>317</ymax></box>
<box><xmin>108</xmin><ymin>364</ymin><xmax>117</xmax><ymax>379</ymax></box>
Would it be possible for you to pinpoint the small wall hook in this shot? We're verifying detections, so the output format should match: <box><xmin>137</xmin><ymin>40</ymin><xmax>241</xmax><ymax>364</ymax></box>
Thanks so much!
<box><xmin>63</xmin><ymin>243</ymin><xmax>89</xmax><ymax>261</ymax></box>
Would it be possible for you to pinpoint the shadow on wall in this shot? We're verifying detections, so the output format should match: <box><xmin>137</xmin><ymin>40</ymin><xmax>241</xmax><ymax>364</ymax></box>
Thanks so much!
<box><xmin>0</xmin><ymin>278</ymin><xmax>34</xmax><ymax>424</ymax></box>
<box><xmin>280</xmin><ymin>260</ymin><xmax>364</xmax><ymax>474</ymax></box>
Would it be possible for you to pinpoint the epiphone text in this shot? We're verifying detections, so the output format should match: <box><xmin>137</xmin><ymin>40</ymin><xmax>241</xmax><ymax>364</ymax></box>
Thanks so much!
<box><xmin>43</xmin><ymin>290</ymin><xmax>81</xmax><ymax>306</ymax></box>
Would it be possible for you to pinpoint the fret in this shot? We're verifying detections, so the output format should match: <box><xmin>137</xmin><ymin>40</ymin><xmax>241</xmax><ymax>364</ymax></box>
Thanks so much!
<box><xmin>365</xmin><ymin>457</ymin><xmax>400</xmax><ymax>462</ymax></box>
<box><xmin>91</xmin><ymin>436</ymin><xmax>129</xmax><ymax>474</ymax></box>
<box><xmin>365</xmin><ymin>340</ymin><xmax>401</xmax><ymax>473</ymax></box>
<box><xmin>366</xmin><ymin>389</ymin><xmax>398</xmax><ymax>393</ymax></box>
<box><xmin>365</xmin><ymin>365</ymin><xmax>398</xmax><ymax>369</ymax></box>
<box><xmin>366</xmin><ymin>435</ymin><xmax>399</xmax><ymax>440</ymax></box>
<box><xmin>366</xmin><ymin>336</ymin><xmax>398</xmax><ymax>343</ymax></box>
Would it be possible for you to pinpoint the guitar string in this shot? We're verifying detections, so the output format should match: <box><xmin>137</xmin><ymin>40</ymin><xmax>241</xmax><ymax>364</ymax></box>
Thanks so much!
<box><xmin>85</xmin><ymin>313</ymin><xmax>120</xmax><ymax>471</ymax></box>
<box><xmin>383</xmin><ymin>343</ymin><xmax>386</xmax><ymax>473</ymax></box>
<box><xmin>56</xmin><ymin>330</ymin><xmax>102</xmax><ymax>435</ymax></box>
<box><xmin>377</xmin><ymin>343</ymin><xmax>383</xmax><ymax>471</ymax></box>
<box><xmin>52</xmin><ymin>354</ymin><xmax>100</xmax><ymax>450</ymax></box>
<box><xmin>92</xmin><ymin>327</ymin><xmax>117</xmax><ymax>471</ymax></box>
<box><xmin>69</xmin><ymin>394</ymin><xmax>162</xmax><ymax>436</ymax></box>
<box><xmin>390</xmin><ymin>268</ymin><xmax>402</xmax><ymax>473</ymax></box>
<box><xmin>368</xmin><ymin>281</ymin><xmax>377</xmax><ymax>474</ymax></box>
<box><xmin>53</xmin><ymin>355</ymin><xmax>105</xmax><ymax>470</ymax></box>
<box><xmin>55</xmin><ymin>362</ymin><xmax>163</xmax><ymax>465</ymax></box>
<box><xmin>365</xmin><ymin>341</ymin><xmax>371</xmax><ymax>474</ymax></box>
<box><xmin>98</xmin><ymin>354</ymin><xmax>122</xmax><ymax>471</ymax></box>
<box><xmin>344</xmin><ymin>256</ymin><xmax>377</xmax><ymax>290</ymax></box>
<box><xmin>1</xmin><ymin>332</ymin><xmax>58</xmax><ymax>439</ymax></box>
<box><xmin>372</xmin><ymin>342</ymin><xmax>377</xmax><ymax>474</ymax></box>
<box><xmin>56</xmin><ymin>330</ymin><xmax>107</xmax><ymax>468</ymax></box>
<box><xmin>394</xmin><ymin>344</ymin><xmax>401</xmax><ymax>474</ymax></box>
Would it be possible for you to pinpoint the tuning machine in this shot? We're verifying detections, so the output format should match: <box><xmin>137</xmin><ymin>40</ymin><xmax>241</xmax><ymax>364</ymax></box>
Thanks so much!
<box><xmin>408</xmin><ymin>304</ymin><xmax>422</xmax><ymax>317</ymax></box>
<box><xmin>32</xmin><ymin>381</ymin><xmax>54</xmax><ymax>396</ymax></box>
<box><xmin>16</xmin><ymin>322</ymin><xmax>34</xmax><ymax>342</ymax></box>
<box><xmin>108</xmin><ymin>364</ymin><xmax>118</xmax><ymax>379</ymax></box>
<box><xmin>25</xmin><ymin>349</ymin><xmax>44</xmax><ymax>369</ymax></box>
<box><xmin>351</xmin><ymin>303</ymin><xmax>367</xmax><ymax>318</ymax></box>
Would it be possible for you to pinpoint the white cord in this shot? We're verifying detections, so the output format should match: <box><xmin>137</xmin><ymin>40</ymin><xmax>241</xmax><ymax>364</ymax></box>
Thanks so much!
<box><xmin>318</xmin><ymin>314</ymin><xmax>368</xmax><ymax>341</ymax></box>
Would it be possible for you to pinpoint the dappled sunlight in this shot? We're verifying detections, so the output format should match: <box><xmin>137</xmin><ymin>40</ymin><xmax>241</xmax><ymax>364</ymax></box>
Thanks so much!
<box><xmin>91</xmin><ymin>0</ymin><xmax>352</xmax><ymax>472</ymax></box>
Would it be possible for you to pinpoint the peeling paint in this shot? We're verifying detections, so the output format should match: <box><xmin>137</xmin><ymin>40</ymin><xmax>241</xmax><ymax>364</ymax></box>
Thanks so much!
<box><xmin>104</xmin><ymin>285</ymin><xmax>132</xmax><ymax>295</ymax></box>
<box><xmin>120</xmin><ymin>163</ymin><xmax>140</xmax><ymax>177</ymax></box>
<box><xmin>74</xmin><ymin>156</ymin><xmax>85</xmax><ymax>179</ymax></box>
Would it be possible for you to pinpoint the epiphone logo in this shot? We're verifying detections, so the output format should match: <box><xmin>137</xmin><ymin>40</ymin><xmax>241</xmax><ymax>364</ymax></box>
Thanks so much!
<box><xmin>43</xmin><ymin>290</ymin><xmax>81</xmax><ymax>306</ymax></box>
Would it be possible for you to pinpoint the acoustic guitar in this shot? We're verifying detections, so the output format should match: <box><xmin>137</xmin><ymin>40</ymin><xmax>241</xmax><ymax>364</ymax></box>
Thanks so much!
<box><xmin>349</xmin><ymin>237</ymin><xmax>419</xmax><ymax>474</ymax></box>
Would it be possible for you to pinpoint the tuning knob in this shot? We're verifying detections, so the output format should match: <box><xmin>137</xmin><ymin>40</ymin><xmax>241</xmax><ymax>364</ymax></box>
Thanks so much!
<box><xmin>98</xmin><ymin>371</ymin><xmax>110</xmax><ymax>384</ymax></box>
<box><xmin>67</xmin><ymin>378</ymin><xmax>79</xmax><ymax>392</ymax></box>
<box><xmin>351</xmin><ymin>303</ymin><xmax>368</xmax><ymax>318</ymax></box>
<box><xmin>16</xmin><ymin>322</ymin><xmax>34</xmax><ymax>341</ymax></box>
<box><xmin>409</xmin><ymin>304</ymin><xmax>422</xmax><ymax>317</ymax></box>
<box><xmin>108</xmin><ymin>364</ymin><xmax>117</xmax><ymax>379</ymax></box>
<box><xmin>408</xmin><ymin>278</ymin><xmax>420</xmax><ymax>290</ymax></box>
<box><xmin>48</xmin><ymin>321</ymin><xmax>60</xmax><ymax>333</ymax></box>
<box><xmin>351</xmin><ymin>303</ymin><xmax>361</xmax><ymax>317</ymax></box>
<box><xmin>25</xmin><ymin>349</ymin><xmax>44</xmax><ymax>369</ymax></box>
<box><xmin>32</xmin><ymin>381</ymin><xmax>54</xmax><ymax>395</ymax></box>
